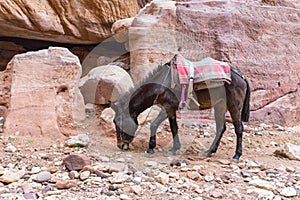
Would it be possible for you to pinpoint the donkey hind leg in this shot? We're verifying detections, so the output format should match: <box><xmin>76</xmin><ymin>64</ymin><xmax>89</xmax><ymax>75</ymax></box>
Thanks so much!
<box><xmin>205</xmin><ymin>103</ymin><xmax>227</xmax><ymax>157</ymax></box>
<box><xmin>232</xmin><ymin>120</ymin><xmax>243</xmax><ymax>161</ymax></box>
<box><xmin>146</xmin><ymin>109</ymin><xmax>168</xmax><ymax>154</ymax></box>
<box><xmin>168</xmin><ymin>115</ymin><xmax>181</xmax><ymax>155</ymax></box>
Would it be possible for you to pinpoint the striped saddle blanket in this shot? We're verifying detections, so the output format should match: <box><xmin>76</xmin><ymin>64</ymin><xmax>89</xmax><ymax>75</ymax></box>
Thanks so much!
<box><xmin>173</xmin><ymin>54</ymin><xmax>231</xmax><ymax>85</ymax></box>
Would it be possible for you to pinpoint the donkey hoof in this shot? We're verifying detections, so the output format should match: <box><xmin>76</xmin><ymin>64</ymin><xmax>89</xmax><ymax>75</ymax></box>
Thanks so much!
<box><xmin>232</xmin><ymin>154</ymin><xmax>241</xmax><ymax>162</ymax></box>
<box><xmin>146</xmin><ymin>148</ymin><xmax>155</xmax><ymax>154</ymax></box>
<box><xmin>168</xmin><ymin>149</ymin><xmax>177</xmax><ymax>155</ymax></box>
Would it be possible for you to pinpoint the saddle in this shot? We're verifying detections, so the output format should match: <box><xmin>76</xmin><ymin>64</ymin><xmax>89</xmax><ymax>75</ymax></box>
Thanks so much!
<box><xmin>171</xmin><ymin>54</ymin><xmax>232</xmax><ymax>109</ymax></box>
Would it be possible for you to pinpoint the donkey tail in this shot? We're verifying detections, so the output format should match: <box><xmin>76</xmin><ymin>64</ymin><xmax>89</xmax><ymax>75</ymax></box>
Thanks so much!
<box><xmin>241</xmin><ymin>78</ymin><xmax>250</xmax><ymax>122</ymax></box>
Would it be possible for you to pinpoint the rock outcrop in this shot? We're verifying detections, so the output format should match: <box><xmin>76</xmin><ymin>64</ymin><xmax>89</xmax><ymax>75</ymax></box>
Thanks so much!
<box><xmin>3</xmin><ymin>47</ymin><xmax>85</xmax><ymax>138</ymax></box>
<box><xmin>0</xmin><ymin>0</ymin><xmax>139</xmax><ymax>44</ymax></box>
<box><xmin>127</xmin><ymin>0</ymin><xmax>300</xmax><ymax>126</ymax></box>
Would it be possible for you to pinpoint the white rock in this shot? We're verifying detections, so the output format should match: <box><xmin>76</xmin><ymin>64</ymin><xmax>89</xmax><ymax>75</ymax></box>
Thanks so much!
<box><xmin>80</xmin><ymin>171</ymin><xmax>90</xmax><ymax>181</ymax></box>
<box><xmin>65</xmin><ymin>133</ymin><xmax>90</xmax><ymax>147</ymax></box>
<box><xmin>274</xmin><ymin>143</ymin><xmax>300</xmax><ymax>160</ymax></box>
<box><xmin>249</xmin><ymin>179</ymin><xmax>276</xmax><ymax>191</ymax></box>
<box><xmin>247</xmin><ymin>188</ymin><xmax>275</xmax><ymax>199</ymax></box>
<box><xmin>280</xmin><ymin>187</ymin><xmax>297</xmax><ymax>197</ymax></box>
<box><xmin>0</xmin><ymin>168</ymin><xmax>26</xmax><ymax>184</ymax></box>
<box><xmin>4</xmin><ymin>145</ymin><xmax>17</xmax><ymax>153</ymax></box>
<box><xmin>155</xmin><ymin>172</ymin><xmax>169</xmax><ymax>185</ymax></box>
<box><xmin>144</xmin><ymin>161</ymin><xmax>158</xmax><ymax>168</ymax></box>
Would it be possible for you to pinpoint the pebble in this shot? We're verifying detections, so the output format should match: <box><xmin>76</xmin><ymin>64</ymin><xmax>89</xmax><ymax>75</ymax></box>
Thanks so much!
<box><xmin>280</xmin><ymin>187</ymin><xmax>297</xmax><ymax>197</ymax></box>
<box><xmin>34</xmin><ymin>171</ymin><xmax>52</xmax><ymax>183</ymax></box>
<box><xmin>187</xmin><ymin>171</ymin><xmax>201</xmax><ymax>181</ymax></box>
<box><xmin>249</xmin><ymin>179</ymin><xmax>276</xmax><ymax>191</ymax></box>
<box><xmin>0</xmin><ymin>168</ymin><xmax>26</xmax><ymax>184</ymax></box>
<box><xmin>80</xmin><ymin>170</ymin><xmax>90</xmax><ymax>181</ymax></box>
<box><xmin>144</xmin><ymin>161</ymin><xmax>158</xmax><ymax>168</ymax></box>
<box><xmin>65</xmin><ymin>133</ymin><xmax>90</xmax><ymax>147</ymax></box>
<box><xmin>4</xmin><ymin>145</ymin><xmax>17</xmax><ymax>153</ymax></box>
<box><xmin>154</xmin><ymin>172</ymin><xmax>169</xmax><ymax>185</ymax></box>
<box><xmin>55</xmin><ymin>179</ymin><xmax>77</xmax><ymax>189</ymax></box>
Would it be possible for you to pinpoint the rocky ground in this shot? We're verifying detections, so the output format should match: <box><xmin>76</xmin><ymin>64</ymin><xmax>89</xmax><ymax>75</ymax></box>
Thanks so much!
<box><xmin>0</xmin><ymin>110</ymin><xmax>300</xmax><ymax>200</ymax></box>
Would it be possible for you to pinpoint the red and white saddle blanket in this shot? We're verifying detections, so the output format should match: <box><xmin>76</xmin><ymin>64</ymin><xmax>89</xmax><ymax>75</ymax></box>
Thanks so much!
<box><xmin>173</xmin><ymin>54</ymin><xmax>231</xmax><ymax>85</ymax></box>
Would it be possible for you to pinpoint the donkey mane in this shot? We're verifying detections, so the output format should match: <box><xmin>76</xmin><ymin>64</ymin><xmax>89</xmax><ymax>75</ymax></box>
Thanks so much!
<box><xmin>116</xmin><ymin>64</ymin><xmax>169</xmax><ymax>108</ymax></box>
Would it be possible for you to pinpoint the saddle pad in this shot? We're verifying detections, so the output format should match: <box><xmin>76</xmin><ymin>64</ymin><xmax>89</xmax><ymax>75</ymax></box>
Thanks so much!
<box><xmin>175</xmin><ymin>54</ymin><xmax>231</xmax><ymax>84</ymax></box>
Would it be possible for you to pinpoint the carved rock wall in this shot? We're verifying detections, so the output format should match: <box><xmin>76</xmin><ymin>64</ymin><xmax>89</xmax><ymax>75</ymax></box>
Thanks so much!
<box><xmin>129</xmin><ymin>0</ymin><xmax>300</xmax><ymax>126</ymax></box>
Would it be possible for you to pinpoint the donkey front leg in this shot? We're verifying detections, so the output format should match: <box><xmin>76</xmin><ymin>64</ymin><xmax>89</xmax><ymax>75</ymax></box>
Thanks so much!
<box><xmin>168</xmin><ymin>115</ymin><xmax>181</xmax><ymax>155</ymax></box>
<box><xmin>146</xmin><ymin>109</ymin><xmax>168</xmax><ymax>154</ymax></box>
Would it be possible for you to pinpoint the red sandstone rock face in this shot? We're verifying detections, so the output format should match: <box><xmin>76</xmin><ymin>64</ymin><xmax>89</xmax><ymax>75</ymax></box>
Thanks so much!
<box><xmin>129</xmin><ymin>0</ymin><xmax>300</xmax><ymax>126</ymax></box>
<box><xmin>0</xmin><ymin>0</ymin><xmax>139</xmax><ymax>44</ymax></box>
<box><xmin>2</xmin><ymin>47</ymin><xmax>85</xmax><ymax>138</ymax></box>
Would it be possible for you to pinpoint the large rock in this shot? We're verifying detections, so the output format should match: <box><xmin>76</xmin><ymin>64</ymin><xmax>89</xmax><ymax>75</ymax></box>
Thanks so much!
<box><xmin>128</xmin><ymin>0</ymin><xmax>300</xmax><ymax>126</ymax></box>
<box><xmin>79</xmin><ymin>65</ymin><xmax>134</xmax><ymax>104</ymax></box>
<box><xmin>129</xmin><ymin>1</ymin><xmax>177</xmax><ymax>83</ymax></box>
<box><xmin>0</xmin><ymin>0</ymin><xmax>139</xmax><ymax>44</ymax></box>
<box><xmin>3</xmin><ymin>47</ymin><xmax>85</xmax><ymax>138</ymax></box>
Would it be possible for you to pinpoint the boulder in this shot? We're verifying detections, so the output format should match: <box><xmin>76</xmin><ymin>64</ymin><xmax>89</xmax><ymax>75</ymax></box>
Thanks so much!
<box><xmin>0</xmin><ymin>0</ymin><xmax>139</xmax><ymax>44</ymax></box>
<box><xmin>128</xmin><ymin>0</ymin><xmax>300</xmax><ymax>126</ymax></box>
<box><xmin>79</xmin><ymin>65</ymin><xmax>134</xmax><ymax>104</ymax></box>
<box><xmin>3</xmin><ymin>47</ymin><xmax>85</xmax><ymax>138</ymax></box>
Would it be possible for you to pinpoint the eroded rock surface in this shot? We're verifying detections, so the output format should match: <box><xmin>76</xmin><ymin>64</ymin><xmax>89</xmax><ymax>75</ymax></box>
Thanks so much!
<box><xmin>3</xmin><ymin>47</ymin><xmax>85</xmax><ymax>138</ymax></box>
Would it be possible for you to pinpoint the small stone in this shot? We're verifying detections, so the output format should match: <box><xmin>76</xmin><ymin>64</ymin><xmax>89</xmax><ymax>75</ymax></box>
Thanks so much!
<box><xmin>120</xmin><ymin>194</ymin><xmax>131</xmax><ymax>200</ymax></box>
<box><xmin>245</xmin><ymin>160</ymin><xmax>260</xmax><ymax>168</ymax></box>
<box><xmin>187</xmin><ymin>171</ymin><xmax>201</xmax><ymax>181</ymax></box>
<box><xmin>110</xmin><ymin>172</ymin><xmax>128</xmax><ymax>184</ymax></box>
<box><xmin>217</xmin><ymin>159</ymin><xmax>231</xmax><ymax>165</ymax></box>
<box><xmin>240</xmin><ymin>169</ymin><xmax>252</xmax><ymax>178</ymax></box>
<box><xmin>116</xmin><ymin>158</ymin><xmax>126</xmax><ymax>163</ymax></box>
<box><xmin>109</xmin><ymin>163</ymin><xmax>126</xmax><ymax>173</ymax></box>
<box><xmin>204</xmin><ymin>175</ymin><xmax>214</xmax><ymax>182</ymax></box>
<box><xmin>99</xmin><ymin>156</ymin><xmax>110</xmax><ymax>162</ymax></box>
<box><xmin>249</xmin><ymin>179</ymin><xmax>276</xmax><ymax>191</ymax></box>
<box><xmin>169</xmin><ymin>172</ymin><xmax>180</xmax><ymax>180</ymax></box>
<box><xmin>210</xmin><ymin>190</ymin><xmax>223</xmax><ymax>198</ymax></box>
<box><xmin>30</xmin><ymin>167</ymin><xmax>41</xmax><ymax>174</ymax></box>
<box><xmin>0</xmin><ymin>187</ymin><xmax>9</xmax><ymax>194</ymax></box>
<box><xmin>65</xmin><ymin>133</ymin><xmax>90</xmax><ymax>147</ymax></box>
<box><xmin>69</xmin><ymin>170</ymin><xmax>80</xmax><ymax>179</ymax></box>
<box><xmin>63</xmin><ymin>154</ymin><xmax>91</xmax><ymax>171</ymax></box>
<box><xmin>285</xmin><ymin>166</ymin><xmax>296</xmax><ymax>173</ymax></box>
<box><xmin>55</xmin><ymin>179</ymin><xmax>77</xmax><ymax>189</ymax></box>
<box><xmin>132</xmin><ymin>176</ymin><xmax>142</xmax><ymax>184</ymax></box>
<box><xmin>34</xmin><ymin>171</ymin><xmax>52</xmax><ymax>183</ymax></box>
<box><xmin>0</xmin><ymin>168</ymin><xmax>26</xmax><ymax>184</ymax></box>
<box><xmin>274</xmin><ymin>143</ymin><xmax>300</xmax><ymax>160</ymax></box>
<box><xmin>5</xmin><ymin>145</ymin><xmax>17</xmax><ymax>153</ymax></box>
<box><xmin>80</xmin><ymin>170</ymin><xmax>90</xmax><ymax>181</ymax></box>
<box><xmin>23</xmin><ymin>192</ymin><xmax>38</xmax><ymax>199</ymax></box>
<box><xmin>130</xmin><ymin>185</ymin><xmax>143</xmax><ymax>195</ymax></box>
<box><xmin>95</xmin><ymin>170</ymin><xmax>109</xmax><ymax>178</ymax></box>
<box><xmin>144</xmin><ymin>161</ymin><xmax>158</xmax><ymax>168</ymax></box>
<box><xmin>155</xmin><ymin>172</ymin><xmax>169</xmax><ymax>185</ymax></box>
<box><xmin>280</xmin><ymin>187</ymin><xmax>297</xmax><ymax>197</ymax></box>
<box><xmin>247</xmin><ymin>188</ymin><xmax>275</xmax><ymax>199</ymax></box>
<box><xmin>82</xmin><ymin>165</ymin><xmax>94</xmax><ymax>173</ymax></box>
<box><xmin>22</xmin><ymin>183</ymin><xmax>34</xmax><ymax>193</ymax></box>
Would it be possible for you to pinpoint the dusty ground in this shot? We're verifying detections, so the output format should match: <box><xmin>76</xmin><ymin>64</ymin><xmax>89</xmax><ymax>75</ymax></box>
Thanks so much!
<box><xmin>1</xmin><ymin>109</ymin><xmax>300</xmax><ymax>199</ymax></box>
